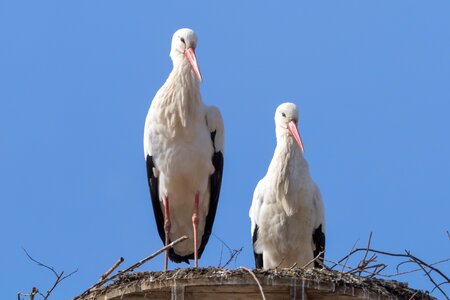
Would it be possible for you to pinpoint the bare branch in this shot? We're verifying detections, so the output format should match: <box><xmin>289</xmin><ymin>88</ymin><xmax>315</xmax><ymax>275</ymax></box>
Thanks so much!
<box><xmin>388</xmin><ymin>258</ymin><xmax>450</xmax><ymax>278</ymax></box>
<box><xmin>408</xmin><ymin>291</ymin><xmax>419</xmax><ymax>300</ymax></box>
<box><xmin>222</xmin><ymin>247</ymin><xmax>243</xmax><ymax>268</ymax></box>
<box><xmin>17</xmin><ymin>287</ymin><xmax>38</xmax><ymax>300</ymax></box>
<box><xmin>75</xmin><ymin>235</ymin><xmax>188</xmax><ymax>299</ymax></box>
<box><xmin>98</xmin><ymin>257</ymin><xmax>124</xmax><ymax>283</ymax></box>
<box><xmin>331</xmin><ymin>238</ymin><xmax>359</xmax><ymax>271</ymax></box>
<box><xmin>431</xmin><ymin>282</ymin><xmax>450</xmax><ymax>293</ymax></box>
<box><xmin>212</xmin><ymin>234</ymin><xmax>243</xmax><ymax>268</ymax></box>
<box><xmin>22</xmin><ymin>248</ymin><xmax>58</xmax><ymax>278</ymax></box>
<box><xmin>359</xmin><ymin>232</ymin><xmax>373</xmax><ymax>276</ymax></box>
<box><xmin>121</xmin><ymin>236</ymin><xmax>188</xmax><ymax>274</ymax></box>
<box><xmin>301</xmin><ymin>251</ymin><xmax>324</xmax><ymax>269</ymax></box>
<box><xmin>333</xmin><ymin>242</ymin><xmax>449</xmax><ymax>299</ymax></box>
<box><xmin>20</xmin><ymin>249</ymin><xmax>78</xmax><ymax>300</ymax></box>
<box><xmin>407</xmin><ymin>251</ymin><xmax>448</xmax><ymax>300</ymax></box>
<box><xmin>240</xmin><ymin>267</ymin><xmax>266</xmax><ymax>300</ymax></box>
<box><xmin>43</xmin><ymin>269</ymin><xmax>78</xmax><ymax>300</ymax></box>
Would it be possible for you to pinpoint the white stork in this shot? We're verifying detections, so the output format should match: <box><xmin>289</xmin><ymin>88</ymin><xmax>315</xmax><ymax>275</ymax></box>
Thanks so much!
<box><xmin>249</xmin><ymin>102</ymin><xmax>325</xmax><ymax>269</ymax></box>
<box><xmin>143</xmin><ymin>28</ymin><xmax>224</xmax><ymax>270</ymax></box>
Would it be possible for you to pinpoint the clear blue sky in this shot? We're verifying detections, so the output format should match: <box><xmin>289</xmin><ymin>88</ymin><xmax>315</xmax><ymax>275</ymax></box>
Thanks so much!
<box><xmin>1</xmin><ymin>1</ymin><xmax>449</xmax><ymax>298</ymax></box>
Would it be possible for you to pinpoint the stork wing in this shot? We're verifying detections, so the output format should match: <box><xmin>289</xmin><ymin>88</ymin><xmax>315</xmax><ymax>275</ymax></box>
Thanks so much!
<box><xmin>146</xmin><ymin>154</ymin><xmax>192</xmax><ymax>264</ymax></box>
<box><xmin>197</xmin><ymin>106</ymin><xmax>224</xmax><ymax>258</ymax></box>
<box><xmin>312</xmin><ymin>224</ymin><xmax>325</xmax><ymax>268</ymax></box>
<box><xmin>312</xmin><ymin>189</ymin><xmax>326</xmax><ymax>268</ymax></box>
<box><xmin>145</xmin><ymin>155</ymin><xmax>165</xmax><ymax>244</ymax></box>
<box><xmin>250</xmin><ymin>179</ymin><xmax>265</xmax><ymax>268</ymax></box>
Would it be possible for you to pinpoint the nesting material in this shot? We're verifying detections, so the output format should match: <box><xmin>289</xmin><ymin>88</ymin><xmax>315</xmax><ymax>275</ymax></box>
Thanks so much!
<box><xmin>77</xmin><ymin>267</ymin><xmax>434</xmax><ymax>300</ymax></box>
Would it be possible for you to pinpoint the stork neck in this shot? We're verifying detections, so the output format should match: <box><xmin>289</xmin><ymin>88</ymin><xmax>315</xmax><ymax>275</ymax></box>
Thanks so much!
<box><xmin>275</xmin><ymin>132</ymin><xmax>303</xmax><ymax>159</ymax></box>
<box><xmin>270</xmin><ymin>133</ymin><xmax>307</xmax><ymax>171</ymax></box>
<box><xmin>152</xmin><ymin>58</ymin><xmax>203</xmax><ymax>131</ymax></box>
<box><xmin>267</xmin><ymin>133</ymin><xmax>309</xmax><ymax>215</ymax></box>
<box><xmin>168</xmin><ymin>59</ymin><xmax>200</xmax><ymax>89</ymax></box>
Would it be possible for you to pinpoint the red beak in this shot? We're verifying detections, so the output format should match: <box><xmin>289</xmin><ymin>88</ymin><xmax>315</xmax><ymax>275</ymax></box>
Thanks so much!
<box><xmin>288</xmin><ymin>121</ymin><xmax>305</xmax><ymax>153</ymax></box>
<box><xmin>184</xmin><ymin>48</ymin><xmax>202</xmax><ymax>82</ymax></box>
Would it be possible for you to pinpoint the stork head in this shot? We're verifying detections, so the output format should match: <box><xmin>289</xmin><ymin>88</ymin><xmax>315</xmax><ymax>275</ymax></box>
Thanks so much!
<box><xmin>170</xmin><ymin>28</ymin><xmax>202</xmax><ymax>82</ymax></box>
<box><xmin>275</xmin><ymin>102</ymin><xmax>304</xmax><ymax>152</ymax></box>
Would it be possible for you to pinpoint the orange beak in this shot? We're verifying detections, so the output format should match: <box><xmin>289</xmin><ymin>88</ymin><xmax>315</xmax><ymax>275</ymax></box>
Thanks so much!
<box><xmin>184</xmin><ymin>48</ymin><xmax>202</xmax><ymax>82</ymax></box>
<box><xmin>288</xmin><ymin>121</ymin><xmax>305</xmax><ymax>153</ymax></box>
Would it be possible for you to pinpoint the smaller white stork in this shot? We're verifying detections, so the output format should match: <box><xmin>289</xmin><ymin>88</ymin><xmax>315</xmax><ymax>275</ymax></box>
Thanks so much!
<box><xmin>144</xmin><ymin>28</ymin><xmax>224</xmax><ymax>270</ymax></box>
<box><xmin>249</xmin><ymin>102</ymin><xmax>325</xmax><ymax>269</ymax></box>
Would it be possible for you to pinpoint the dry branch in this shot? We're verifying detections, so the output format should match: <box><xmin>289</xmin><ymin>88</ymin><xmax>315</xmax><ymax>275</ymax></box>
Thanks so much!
<box><xmin>17</xmin><ymin>287</ymin><xmax>37</xmax><ymax>300</ymax></box>
<box><xmin>338</xmin><ymin>238</ymin><xmax>359</xmax><ymax>272</ymax></box>
<box><xmin>406</xmin><ymin>250</ymin><xmax>448</xmax><ymax>300</ymax></box>
<box><xmin>240</xmin><ymin>266</ymin><xmax>266</xmax><ymax>300</ymax></box>
<box><xmin>301</xmin><ymin>251</ymin><xmax>324</xmax><ymax>269</ymax></box>
<box><xmin>98</xmin><ymin>257</ymin><xmax>124</xmax><ymax>283</ymax></box>
<box><xmin>20</xmin><ymin>249</ymin><xmax>78</xmax><ymax>300</ymax></box>
<box><xmin>75</xmin><ymin>235</ymin><xmax>188</xmax><ymax>300</ymax></box>
<box><xmin>213</xmin><ymin>234</ymin><xmax>243</xmax><ymax>268</ymax></box>
<box><xmin>332</xmin><ymin>233</ymin><xmax>449</xmax><ymax>299</ymax></box>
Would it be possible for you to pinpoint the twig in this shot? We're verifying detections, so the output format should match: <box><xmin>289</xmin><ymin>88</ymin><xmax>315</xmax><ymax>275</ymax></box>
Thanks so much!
<box><xmin>22</xmin><ymin>248</ymin><xmax>59</xmax><ymax>277</ymax></box>
<box><xmin>301</xmin><ymin>251</ymin><xmax>324</xmax><ymax>269</ymax></box>
<box><xmin>404</xmin><ymin>251</ymin><xmax>450</xmax><ymax>283</ymax></box>
<box><xmin>360</xmin><ymin>233</ymin><xmax>372</xmax><ymax>269</ymax></box>
<box><xmin>358</xmin><ymin>232</ymin><xmax>373</xmax><ymax>276</ymax></box>
<box><xmin>44</xmin><ymin>269</ymin><xmax>78</xmax><ymax>300</ymax></box>
<box><xmin>431</xmin><ymin>282</ymin><xmax>450</xmax><ymax>293</ymax></box>
<box><xmin>213</xmin><ymin>234</ymin><xmax>243</xmax><ymax>268</ymax></box>
<box><xmin>17</xmin><ymin>287</ymin><xmax>38</xmax><ymax>300</ymax></box>
<box><xmin>408</xmin><ymin>291</ymin><xmax>419</xmax><ymax>300</ymax></box>
<box><xmin>21</xmin><ymin>249</ymin><xmax>78</xmax><ymax>300</ymax></box>
<box><xmin>324</xmin><ymin>258</ymin><xmax>354</xmax><ymax>271</ymax></box>
<box><xmin>396</xmin><ymin>259</ymin><xmax>414</xmax><ymax>273</ymax></box>
<box><xmin>240</xmin><ymin>266</ymin><xmax>266</xmax><ymax>300</ymax></box>
<box><xmin>222</xmin><ymin>247</ymin><xmax>243</xmax><ymax>268</ymax></box>
<box><xmin>75</xmin><ymin>235</ymin><xmax>188</xmax><ymax>299</ymax></box>
<box><xmin>98</xmin><ymin>257</ymin><xmax>124</xmax><ymax>282</ymax></box>
<box><xmin>333</xmin><ymin>238</ymin><xmax>359</xmax><ymax>271</ymax></box>
<box><xmin>387</xmin><ymin>258</ymin><xmax>450</xmax><ymax>278</ymax></box>
<box><xmin>368</xmin><ymin>264</ymin><xmax>387</xmax><ymax>278</ymax></box>
<box><xmin>218</xmin><ymin>241</ymin><xmax>224</xmax><ymax>267</ymax></box>
<box><xmin>339</xmin><ymin>247</ymin><xmax>450</xmax><ymax>280</ymax></box>
<box><xmin>407</xmin><ymin>250</ymin><xmax>449</xmax><ymax>300</ymax></box>
<box><xmin>275</xmin><ymin>257</ymin><xmax>286</xmax><ymax>269</ymax></box>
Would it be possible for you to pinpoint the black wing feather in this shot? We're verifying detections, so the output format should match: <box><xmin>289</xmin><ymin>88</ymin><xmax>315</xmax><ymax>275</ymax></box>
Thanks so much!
<box><xmin>146</xmin><ymin>155</ymin><xmax>165</xmax><ymax>243</ymax></box>
<box><xmin>253</xmin><ymin>224</ymin><xmax>264</xmax><ymax>268</ymax></box>
<box><xmin>196</xmin><ymin>130</ymin><xmax>223</xmax><ymax>259</ymax></box>
<box><xmin>312</xmin><ymin>224</ymin><xmax>325</xmax><ymax>268</ymax></box>
<box><xmin>146</xmin><ymin>155</ymin><xmax>189</xmax><ymax>264</ymax></box>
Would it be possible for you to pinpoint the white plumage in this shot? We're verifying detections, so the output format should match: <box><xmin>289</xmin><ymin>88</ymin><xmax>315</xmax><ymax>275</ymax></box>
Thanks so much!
<box><xmin>143</xmin><ymin>28</ymin><xmax>224</xmax><ymax>269</ymax></box>
<box><xmin>249</xmin><ymin>102</ymin><xmax>325</xmax><ymax>269</ymax></box>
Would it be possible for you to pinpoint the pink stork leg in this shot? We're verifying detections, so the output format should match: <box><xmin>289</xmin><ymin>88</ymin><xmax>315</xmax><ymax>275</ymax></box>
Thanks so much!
<box><xmin>163</xmin><ymin>196</ymin><xmax>171</xmax><ymax>271</ymax></box>
<box><xmin>192</xmin><ymin>192</ymin><xmax>200</xmax><ymax>268</ymax></box>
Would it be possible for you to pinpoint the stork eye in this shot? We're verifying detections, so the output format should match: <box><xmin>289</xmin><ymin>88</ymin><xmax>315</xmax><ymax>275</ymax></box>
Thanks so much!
<box><xmin>180</xmin><ymin>37</ymin><xmax>185</xmax><ymax>44</ymax></box>
<box><xmin>282</xmin><ymin>113</ymin><xmax>286</xmax><ymax>117</ymax></box>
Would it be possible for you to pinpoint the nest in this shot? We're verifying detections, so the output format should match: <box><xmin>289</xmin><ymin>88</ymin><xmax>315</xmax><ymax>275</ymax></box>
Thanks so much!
<box><xmin>78</xmin><ymin>267</ymin><xmax>434</xmax><ymax>300</ymax></box>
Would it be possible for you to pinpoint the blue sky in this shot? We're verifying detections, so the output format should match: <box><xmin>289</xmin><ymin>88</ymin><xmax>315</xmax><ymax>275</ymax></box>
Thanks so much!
<box><xmin>1</xmin><ymin>1</ymin><xmax>449</xmax><ymax>298</ymax></box>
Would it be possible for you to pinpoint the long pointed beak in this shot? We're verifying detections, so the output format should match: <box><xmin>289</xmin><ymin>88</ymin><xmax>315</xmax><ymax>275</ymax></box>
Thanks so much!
<box><xmin>288</xmin><ymin>121</ymin><xmax>305</xmax><ymax>153</ymax></box>
<box><xmin>184</xmin><ymin>48</ymin><xmax>202</xmax><ymax>82</ymax></box>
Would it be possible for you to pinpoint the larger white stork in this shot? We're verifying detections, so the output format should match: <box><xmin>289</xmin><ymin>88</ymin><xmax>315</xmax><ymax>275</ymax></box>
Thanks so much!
<box><xmin>249</xmin><ymin>102</ymin><xmax>325</xmax><ymax>269</ymax></box>
<box><xmin>143</xmin><ymin>28</ymin><xmax>224</xmax><ymax>270</ymax></box>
